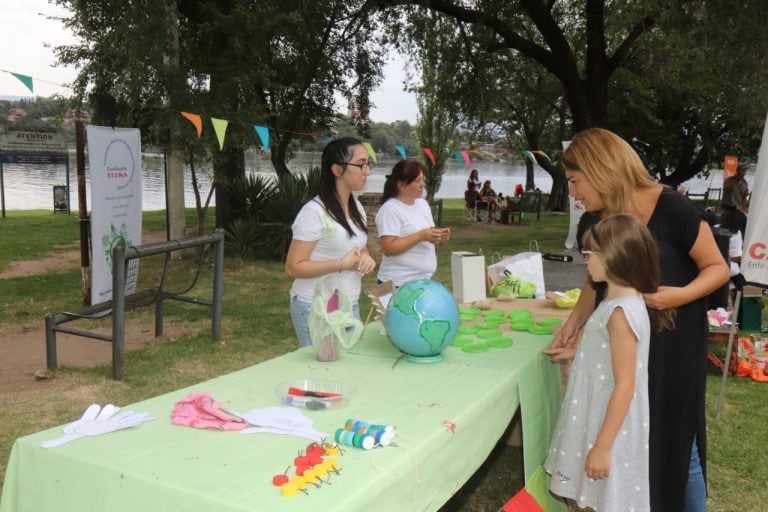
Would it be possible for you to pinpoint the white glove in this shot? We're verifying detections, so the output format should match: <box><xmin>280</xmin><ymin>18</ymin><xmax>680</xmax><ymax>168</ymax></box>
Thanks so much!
<box><xmin>40</xmin><ymin>404</ymin><xmax>155</xmax><ymax>448</ymax></box>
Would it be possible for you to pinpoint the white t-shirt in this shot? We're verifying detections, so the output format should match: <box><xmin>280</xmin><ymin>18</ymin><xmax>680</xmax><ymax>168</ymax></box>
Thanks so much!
<box><xmin>375</xmin><ymin>197</ymin><xmax>436</xmax><ymax>287</ymax></box>
<box><xmin>290</xmin><ymin>197</ymin><xmax>368</xmax><ymax>303</ymax></box>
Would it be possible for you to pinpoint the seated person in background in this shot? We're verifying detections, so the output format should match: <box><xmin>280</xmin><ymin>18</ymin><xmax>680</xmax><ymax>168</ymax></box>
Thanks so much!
<box><xmin>480</xmin><ymin>180</ymin><xmax>502</xmax><ymax>221</ymax></box>
<box><xmin>464</xmin><ymin>187</ymin><xmax>486</xmax><ymax>220</ymax></box>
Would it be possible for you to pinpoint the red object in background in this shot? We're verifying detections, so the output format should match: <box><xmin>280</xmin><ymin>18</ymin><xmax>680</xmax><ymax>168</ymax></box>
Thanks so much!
<box><xmin>500</xmin><ymin>488</ymin><xmax>544</xmax><ymax>512</ymax></box>
<box><xmin>514</xmin><ymin>184</ymin><xmax>524</xmax><ymax>196</ymax></box>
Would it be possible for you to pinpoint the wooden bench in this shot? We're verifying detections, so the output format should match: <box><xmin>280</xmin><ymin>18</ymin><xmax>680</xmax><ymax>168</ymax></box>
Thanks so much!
<box><xmin>44</xmin><ymin>230</ymin><xmax>225</xmax><ymax>380</ymax></box>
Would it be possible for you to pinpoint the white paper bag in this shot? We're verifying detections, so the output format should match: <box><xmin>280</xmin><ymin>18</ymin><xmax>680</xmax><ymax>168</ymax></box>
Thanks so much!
<box><xmin>451</xmin><ymin>251</ymin><xmax>487</xmax><ymax>303</ymax></box>
<box><xmin>488</xmin><ymin>242</ymin><xmax>546</xmax><ymax>299</ymax></box>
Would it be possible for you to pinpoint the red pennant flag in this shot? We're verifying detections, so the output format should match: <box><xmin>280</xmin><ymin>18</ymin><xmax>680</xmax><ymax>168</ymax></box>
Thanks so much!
<box><xmin>500</xmin><ymin>488</ymin><xmax>544</xmax><ymax>512</ymax></box>
<box><xmin>422</xmin><ymin>147</ymin><xmax>436</xmax><ymax>166</ymax></box>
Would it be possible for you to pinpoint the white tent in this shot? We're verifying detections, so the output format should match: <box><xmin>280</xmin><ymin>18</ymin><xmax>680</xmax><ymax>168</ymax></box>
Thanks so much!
<box><xmin>716</xmin><ymin>112</ymin><xmax>768</xmax><ymax>417</ymax></box>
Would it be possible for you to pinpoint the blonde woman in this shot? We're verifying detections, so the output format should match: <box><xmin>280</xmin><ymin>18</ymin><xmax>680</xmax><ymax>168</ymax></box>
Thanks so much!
<box><xmin>548</xmin><ymin>128</ymin><xmax>728</xmax><ymax>512</ymax></box>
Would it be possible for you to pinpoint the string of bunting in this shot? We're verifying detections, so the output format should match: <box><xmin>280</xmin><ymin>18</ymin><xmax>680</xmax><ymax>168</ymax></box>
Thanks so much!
<box><xmin>3</xmin><ymin>69</ymin><xmax>545</xmax><ymax>166</ymax></box>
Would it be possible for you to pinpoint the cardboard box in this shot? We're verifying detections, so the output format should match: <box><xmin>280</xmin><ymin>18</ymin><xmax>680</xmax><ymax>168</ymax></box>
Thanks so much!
<box><xmin>451</xmin><ymin>251</ymin><xmax>486</xmax><ymax>303</ymax></box>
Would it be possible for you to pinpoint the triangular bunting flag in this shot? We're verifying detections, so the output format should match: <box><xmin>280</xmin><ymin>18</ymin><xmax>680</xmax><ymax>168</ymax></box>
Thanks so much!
<box><xmin>522</xmin><ymin>150</ymin><xmax>537</xmax><ymax>163</ymax></box>
<box><xmin>362</xmin><ymin>142</ymin><xmax>378</xmax><ymax>163</ymax></box>
<box><xmin>422</xmin><ymin>147</ymin><xmax>436</xmax><ymax>166</ymax></box>
<box><xmin>531</xmin><ymin>150</ymin><xmax>551</xmax><ymax>163</ymax></box>
<box><xmin>500</xmin><ymin>488</ymin><xmax>544</xmax><ymax>512</ymax></box>
<box><xmin>460</xmin><ymin>150</ymin><xmax>471</xmax><ymax>169</ymax></box>
<box><xmin>10</xmin><ymin>72</ymin><xmax>34</xmax><ymax>93</ymax></box>
<box><xmin>454</xmin><ymin>150</ymin><xmax>463</xmax><ymax>162</ymax></box>
<box><xmin>254</xmin><ymin>125</ymin><xmax>270</xmax><ymax>151</ymax></box>
<box><xmin>180</xmin><ymin>111</ymin><xmax>203</xmax><ymax>138</ymax></box>
<box><xmin>211</xmin><ymin>117</ymin><xmax>229</xmax><ymax>150</ymax></box>
<box><xmin>395</xmin><ymin>144</ymin><xmax>407</xmax><ymax>159</ymax></box>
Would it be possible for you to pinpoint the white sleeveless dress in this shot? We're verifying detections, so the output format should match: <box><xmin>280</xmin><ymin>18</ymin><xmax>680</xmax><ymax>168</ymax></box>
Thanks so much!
<box><xmin>544</xmin><ymin>295</ymin><xmax>651</xmax><ymax>512</ymax></box>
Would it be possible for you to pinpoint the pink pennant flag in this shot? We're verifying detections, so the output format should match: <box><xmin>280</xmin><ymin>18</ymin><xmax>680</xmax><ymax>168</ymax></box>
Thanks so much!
<box><xmin>460</xmin><ymin>150</ymin><xmax>471</xmax><ymax>169</ymax></box>
<box><xmin>180</xmin><ymin>112</ymin><xmax>203</xmax><ymax>138</ymax></box>
<box><xmin>422</xmin><ymin>147</ymin><xmax>436</xmax><ymax>166</ymax></box>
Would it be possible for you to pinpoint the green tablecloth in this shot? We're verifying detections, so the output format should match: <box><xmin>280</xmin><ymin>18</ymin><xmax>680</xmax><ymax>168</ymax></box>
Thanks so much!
<box><xmin>1</xmin><ymin>322</ymin><xmax>563</xmax><ymax>512</ymax></box>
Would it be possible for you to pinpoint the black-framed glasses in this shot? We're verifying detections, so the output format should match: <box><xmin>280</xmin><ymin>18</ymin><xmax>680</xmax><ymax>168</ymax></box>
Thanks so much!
<box><xmin>342</xmin><ymin>161</ymin><xmax>373</xmax><ymax>171</ymax></box>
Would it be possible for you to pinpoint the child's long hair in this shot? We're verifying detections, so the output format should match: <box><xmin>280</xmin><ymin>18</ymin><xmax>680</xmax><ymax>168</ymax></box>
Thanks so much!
<box><xmin>583</xmin><ymin>214</ymin><xmax>676</xmax><ymax>333</ymax></box>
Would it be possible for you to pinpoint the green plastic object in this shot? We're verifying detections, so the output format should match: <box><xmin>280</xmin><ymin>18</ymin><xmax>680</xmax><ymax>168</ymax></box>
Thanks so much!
<box><xmin>537</xmin><ymin>317</ymin><xmax>562</xmax><ymax>326</ymax></box>
<box><xmin>458</xmin><ymin>326</ymin><xmax>481</xmax><ymax>335</ymax></box>
<box><xmin>451</xmin><ymin>337</ymin><xmax>475</xmax><ymax>347</ymax></box>
<box><xmin>488</xmin><ymin>337</ymin><xmax>514</xmax><ymax>348</ymax></box>
<box><xmin>510</xmin><ymin>321</ymin><xmax>534</xmax><ymax>331</ymax></box>
<box><xmin>462</xmin><ymin>342</ymin><xmax>490</xmax><ymax>353</ymax></box>
<box><xmin>528</xmin><ymin>325</ymin><xmax>554</xmax><ymax>335</ymax></box>
<box><xmin>477</xmin><ymin>329</ymin><xmax>503</xmax><ymax>339</ymax></box>
<box><xmin>508</xmin><ymin>309</ymin><xmax>532</xmax><ymax>319</ymax></box>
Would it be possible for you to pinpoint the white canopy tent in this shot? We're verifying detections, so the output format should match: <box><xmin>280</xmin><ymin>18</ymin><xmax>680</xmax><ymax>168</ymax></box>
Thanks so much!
<box><xmin>716</xmin><ymin>112</ymin><xmax>768</xmax><ymax>417</ymax></box>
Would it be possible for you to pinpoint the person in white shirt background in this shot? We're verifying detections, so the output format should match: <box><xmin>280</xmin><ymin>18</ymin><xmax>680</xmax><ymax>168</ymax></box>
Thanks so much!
<box><xmin>285</xmin><ymin>137</ymin><xmax>377</xmax><ymax>347</ymax></box>
<box><xmin>376</xmin><ymin>160</ymin><xmax>450</xmax><ymax>287</ymax></box>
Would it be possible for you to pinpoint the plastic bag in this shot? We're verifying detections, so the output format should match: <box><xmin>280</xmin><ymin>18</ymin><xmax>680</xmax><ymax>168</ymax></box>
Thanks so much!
<box><xmin>490</xmin><ymin>274</ymin><xmax>537</xmax><ymax>299</ymax></box>
<box><xmin>487</xmin><ymin>241</ymin><xmax>546</xmax><ymax>299</ymax></box>
<box><xmin>309</xmin><ymin>276</ymin><xmax>364</xmax><ymax>361</ymax></box>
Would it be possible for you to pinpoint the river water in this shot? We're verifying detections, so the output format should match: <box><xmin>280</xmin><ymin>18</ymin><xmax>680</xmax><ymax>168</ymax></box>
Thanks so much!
<box><xmin>0</xmin><ymin>151</ymin><xmax>748</xmax><ymax>211</ymax></box>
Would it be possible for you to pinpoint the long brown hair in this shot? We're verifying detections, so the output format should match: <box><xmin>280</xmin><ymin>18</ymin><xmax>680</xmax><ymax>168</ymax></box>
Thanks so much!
<box><xmin>583</xmin><ymin>214</ymin><xmax>676</xmax><ymax>333</ymax></box>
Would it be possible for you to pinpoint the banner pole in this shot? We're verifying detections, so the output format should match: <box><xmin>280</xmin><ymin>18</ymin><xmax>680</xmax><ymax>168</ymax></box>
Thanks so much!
<box><xmin>75</xmin><ymin>119</ymin><xmax>91</xmax><ymax>305</ymax></box>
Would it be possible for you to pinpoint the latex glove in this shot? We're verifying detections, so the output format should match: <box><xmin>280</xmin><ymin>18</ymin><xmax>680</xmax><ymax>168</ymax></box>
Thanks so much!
<box><xmin>40</xmin><ymin>404</ymin><xmax>155</xmax><ymax>448</ymax></box>
<box><xmin>234</xmin><ymin>407</ymin><xmax>328</xmax><ymax>441</ymax></box>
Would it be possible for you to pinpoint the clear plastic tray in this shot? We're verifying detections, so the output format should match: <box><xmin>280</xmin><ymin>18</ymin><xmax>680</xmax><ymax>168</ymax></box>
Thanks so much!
<box><xmin>275</xmin><ymin>378</ymin><xmax>355</xmax><ymax>410</ymax></box>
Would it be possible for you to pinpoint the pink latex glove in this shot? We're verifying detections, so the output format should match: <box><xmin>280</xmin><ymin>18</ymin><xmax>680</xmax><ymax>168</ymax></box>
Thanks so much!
<box><xmin>171</xmin><ymin>392</ymin><xmax>247</xmax><ymax>431</ymax></box>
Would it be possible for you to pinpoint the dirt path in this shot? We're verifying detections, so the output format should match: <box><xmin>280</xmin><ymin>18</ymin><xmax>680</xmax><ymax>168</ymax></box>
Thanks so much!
<box><xmin>0</xmin><ymin>231</ymin><xmax>170</xmax><ymax>394</ymax></box>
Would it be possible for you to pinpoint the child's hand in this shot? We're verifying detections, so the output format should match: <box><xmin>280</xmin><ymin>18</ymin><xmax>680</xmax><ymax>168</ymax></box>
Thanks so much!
<box><xmin>585</xmin><ymin>446</ymin><xmax>611</xmax><ymax>480</ymax></box>
<box><xmin>542</xmin><ymin>345</ymin><xmax>576</xmax><ymax>361</ymax></box>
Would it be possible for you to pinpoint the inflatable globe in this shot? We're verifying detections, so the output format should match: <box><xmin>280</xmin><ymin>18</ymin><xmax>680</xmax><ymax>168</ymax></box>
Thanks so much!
<box><xmin>384</xmin><ymin>279</ymin><xmax>460</xmax><ymax>363</ymax></box>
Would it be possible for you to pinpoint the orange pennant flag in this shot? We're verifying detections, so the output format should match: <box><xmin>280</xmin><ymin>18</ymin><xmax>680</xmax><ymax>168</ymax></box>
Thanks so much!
<box><xmin>180</xmin><ymin>111</ymin><xmax>203</xmax><ymax>138</ymax></box>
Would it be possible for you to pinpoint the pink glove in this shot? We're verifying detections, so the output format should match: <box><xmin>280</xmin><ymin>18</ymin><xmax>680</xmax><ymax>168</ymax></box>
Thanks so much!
<box><xmin>171</xmin><ymin>392</ymin><xmax>247</xmax><ymax>431</ymax></box>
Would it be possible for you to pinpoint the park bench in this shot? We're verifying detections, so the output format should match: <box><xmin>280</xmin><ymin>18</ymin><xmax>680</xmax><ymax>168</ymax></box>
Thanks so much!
<box><xmin>44</xmin><ymin>230</ymin><xmax>225</xmax><ymax>380</ymax></box>
<box><xmin>502</xmin><ymin>190</ymin><xmax>543</xmax><ymax>224</ymax></box>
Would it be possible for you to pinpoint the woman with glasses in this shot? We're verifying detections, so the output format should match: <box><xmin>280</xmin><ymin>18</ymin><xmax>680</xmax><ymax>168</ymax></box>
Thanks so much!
<box><xmin>375</xmin><ymin>160</ymin><xmax>450</xmax><ymax>287</ymax></box>
<box><xmin>546</xmin><ymin>128</ymin><xmax>729</xmax><ymax>512</ymax></box>
<box><xmin>285</xmin><ymin>137</ymin><xmax>377</xmax><ymax>347</ymax></box>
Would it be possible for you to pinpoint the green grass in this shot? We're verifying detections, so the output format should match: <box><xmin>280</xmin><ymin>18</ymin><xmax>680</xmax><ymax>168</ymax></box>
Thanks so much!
<box><xmin>0</xmin><ymin>205</ymin><xmax>765</xmax><ymax>511</ymax></box>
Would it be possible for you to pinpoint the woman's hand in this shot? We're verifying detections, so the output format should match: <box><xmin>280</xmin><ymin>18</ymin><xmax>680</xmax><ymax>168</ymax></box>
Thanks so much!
<box><xmin>550</xmin><ymin>321</ymin><xmax>582</xmax><ymax>349</ymax></box>
<box><xmin>420</xmin><ymin>227</ymin><xmax>451</xmax><ymax>245</ymax></box>
<box><xmin>340</xmin><ymin>246</ymin><xmax>363</xmax><ymax>272</ymax></box>
<box><xmin>356</xmin><ymin>252</ymin><xmax>377</xmax><ymax>275</ymax></box>
<box><xmin>643</xmin><ymin>286</ymin><xmax>682</xmax><ymax>310</ymax></box>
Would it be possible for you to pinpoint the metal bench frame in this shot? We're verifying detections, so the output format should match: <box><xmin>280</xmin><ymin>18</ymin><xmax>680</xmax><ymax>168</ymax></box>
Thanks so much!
<box><xmin>44</xmin><ymin>230</ymin><xmax>224</xmax><ymax>380</ymax></box>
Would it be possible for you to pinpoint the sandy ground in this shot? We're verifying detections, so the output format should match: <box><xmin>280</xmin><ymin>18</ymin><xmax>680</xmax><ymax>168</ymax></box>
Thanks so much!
<box><xmin>0</xmin><ymin>231</ymin><xmax>172</xmax><ymax>393</ymax></box>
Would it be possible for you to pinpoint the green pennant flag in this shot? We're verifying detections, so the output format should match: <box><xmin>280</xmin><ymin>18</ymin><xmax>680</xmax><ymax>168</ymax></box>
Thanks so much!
<box><xmin>211</xmin><ymin>117</ymin><xmax>229</xmax><ymax>150</ymax></box>
<box><xmin>10</xmin><ymin>72</ymin><xmax>34</xmax><ymax>93</ymax></box>
<box><xmin>362</xmin><ymin>142</ymin><xmax>377</xmax><ymax>163</ymax></box>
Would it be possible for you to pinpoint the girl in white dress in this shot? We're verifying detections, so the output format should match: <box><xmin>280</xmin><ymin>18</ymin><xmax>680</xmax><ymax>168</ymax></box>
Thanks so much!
<box><xmin>285</xmin><ymin>138</ymin><xmax>377</xmax><ymax>346</ymax></box>
<box><xmin>543</xmin><ymin>214</ymin><xmax>675</xmax><ymax>512</ymax></box>
<box><xmin>376</xmin><ymin>160</ymin><xmax>450</xmax><ymax>287</ymax></box>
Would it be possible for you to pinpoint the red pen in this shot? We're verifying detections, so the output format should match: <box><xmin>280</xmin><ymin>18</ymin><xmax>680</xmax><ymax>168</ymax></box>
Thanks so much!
<box><xmin>287</xmin><ymin>387</ymin><xmax>342</xmax><ymax>399</ymax></box>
